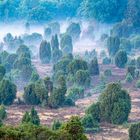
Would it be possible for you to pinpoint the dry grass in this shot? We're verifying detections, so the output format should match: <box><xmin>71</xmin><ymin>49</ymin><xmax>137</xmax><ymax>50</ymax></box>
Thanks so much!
<box><xmin>4</xmin><ymin>61</ymin><xmax>140</xmax><ymax>140</ymax></box>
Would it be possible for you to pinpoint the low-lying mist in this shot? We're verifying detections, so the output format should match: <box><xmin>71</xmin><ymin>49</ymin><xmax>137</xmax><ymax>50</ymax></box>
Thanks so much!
<box><xmin>0</xmin><ymin>20</ymin><xmax>113</xmax><ymax>54</ymax></box>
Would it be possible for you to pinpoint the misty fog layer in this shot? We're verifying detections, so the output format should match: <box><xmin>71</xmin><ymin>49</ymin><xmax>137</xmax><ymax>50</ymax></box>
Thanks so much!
<box><xmin>0</xmin><ymin>21</ymin><xmax>113</xmax><ymax>53</ymax></box>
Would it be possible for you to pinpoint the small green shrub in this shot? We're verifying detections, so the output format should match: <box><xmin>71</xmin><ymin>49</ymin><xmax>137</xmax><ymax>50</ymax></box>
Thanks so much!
<box><xmin>136</xmin><ymin>80</ymin><xmax>140</xmax><ymax>88</ymax></box>
<box><xmin>104</xmin><ymin>69</ymin><xmax>112</xmax><ymax>77</ymax></box>
<box><xmin>67</xmin><ymin>86</ymin><xmax>84</xmax><ymax>101</ymax></box>
<box><xmin>125</xmin><ymin>73</ymin><xmax>133</xmax><ymax>83</ymax></box>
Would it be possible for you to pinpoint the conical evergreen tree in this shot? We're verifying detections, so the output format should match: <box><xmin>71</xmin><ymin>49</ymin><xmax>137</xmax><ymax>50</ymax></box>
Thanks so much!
<box><xmin>30</xmin><ymin>107</ymin><xmax>40</xmax><ymax>126</ymax></box>
<box><xmin>22</xmin><ymin>111</ymin><xmax>31</xmax><ymax>124</ymax></box>
<box><xmin>89</xmin><ymin>57</ymin><xmax>99</xmax><ymax>76</ymax></box>
<box><xmin>39</xmin><ymin>40</ymin><xmax>51</xmax><ymax>64</ymax></box>
<box><xmin>51</xmin><ymin>34</ymin><xmax>59</xmax><ymax>51</ymax></box>
<box><xmin>51</xmin><ymin>119</ymin><xmax>62</xmax><ymax>130</ymax></box>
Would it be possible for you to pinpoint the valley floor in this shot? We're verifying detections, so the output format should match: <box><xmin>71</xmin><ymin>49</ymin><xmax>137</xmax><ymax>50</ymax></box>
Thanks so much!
<box><xmin>4</xmin><ymin>60</ymin><xmax>140</xmax><ymax>140</ymax></box>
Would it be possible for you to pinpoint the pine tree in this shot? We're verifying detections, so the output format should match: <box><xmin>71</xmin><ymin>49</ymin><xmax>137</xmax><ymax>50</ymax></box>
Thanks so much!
<box><xmin>0</xmin><ymin>105</ymin><xmax>7</xmax><ymax>120</ymax></box>
<box><xmin>30</xmin><ymin>107</ymin><xmax>40</xmax><ymax>126</ymax></box>
<box><xmin>89</xmin><ymin>57</ymin><xmax>99</xmax><ymax>76</ymax></box>
<box><xmin>51</xmin><ymin>119</ymin><xmax>62</xmax><ymax>130</ymax></box>
<box><xmin>107</xmin><ymin>36</ymin><xmax>120</xmax><ymax>56</ymax></box>
<box><xmin>39</xmin><ymin>40</ymin><xmax>51</xmax><ymax>64</ymax></box>
<box><xmin>22</xmin><ymin>111</ymin><xmax>31</xmax><ymax>124</ymax></box>
<box><xmin>51</xmin><ymin>34</ymin><xmax>59</xmax><ymax>51</ymax></box>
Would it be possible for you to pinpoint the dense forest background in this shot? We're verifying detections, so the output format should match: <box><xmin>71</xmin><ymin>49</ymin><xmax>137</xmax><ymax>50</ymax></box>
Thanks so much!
<box><xmin>0</xmin><ymin>0</ymin><xmax>139</xmax><ymax>25</ymax></box>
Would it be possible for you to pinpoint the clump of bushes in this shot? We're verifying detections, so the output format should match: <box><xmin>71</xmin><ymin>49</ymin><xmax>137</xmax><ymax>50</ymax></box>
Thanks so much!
<box><xmin>129</xmin><ymin>122</ymin><xmax>140</xmax><ymax>140</ymax></box>
<box><xmin>67</xmin><ymin>86</ymin><xmax>84</xmax><ymax>101</ymax></box>
<box><xmin>107</xmin><ymin>36</ymin><xmax>120</xmax><ymax>56</ymax></box>
<box><xmin>136</xmin><ymin>80</ymin><xmax>140</xmax><ymax>88</ymax></box>
<box><xmin>125</xmin><ymin>73</ymin><xmax>133</xmax><ymax>83</ymax></box>
<box><xmin>24</xmin><ymin>80</ymin><xmax>48</xmax><ymax>105</ymax></box>
<box><xmin>0</xmin><ymin>79</ymin><xmax>17</xmax><ymax>105</ymax></box>
<box><xmin>99</xmin><ymin>83</ymin><xmax>131</xmax><ymax>124</ymax></box>
<box><xmin>115</xmin><ymin>50</ymin><xmax>127</xmax><ymax>68</ymax></box>
<box><xmin>102</xmin><ymin>57</ymin><xmax>111</xmax><ymax>65</ymax></box>
<box><xmin>81</xmin><ymin>114</ymin><xmax>99</xmax><ymax>133</ymax></box>
<box><xmin>86</xmin><ymin>83</ymin><xmax>131</xmax><ymax>125</ymax></box>
<box><xmin>66</xmin><ymin>22</ymin><xmax>81</xmax><ymax>41</ymax></box>
<box><xmin>0</xmin><ymin>116</ymin><xmax>88</xmax><ymax>140</ymax></box>
<box><xmin>104</xmin><ymin>69</ymin><xmax>112</xmax><ymax>77</ymax></box>
<box><xmin>22</xmin><ymin>107</ymin><xmax>40</xmax><ymax>126</ymax></box>
<box><xmin>0</xmin><ymin>105</ymin><xmax>7</xmax><ymax>121</ymax></box>
<box><xmin>75</xmin><ymin>70</ymin><xmax>91</xmax><ymax>87</ymax></box>
<box><xmin>39</xmin><ymin>40</ymin><xmax>51</xmax><ymax>64</ymax></box>
<box><xmin>127</xmin><ymin>66</ymin><xmax>136</xmax><ymax>78</ymax></box>
<box><xmin>89</xmin><ymin>57</ymin><xmax>100</xmax><ymax>76</ymax></box>
<box><xmin>131</xmin><ymin>35</ymin><xmax>140</xmax><ymax>49</ymax></box>
<box><xmin>60</xmin><ymin>34</ymin><xmax>73</xmax><ymax>54</ymax></box>
<box><xmin>51</xmin><ymin>119</ymin><xmax>62</xmax><ymax>131</ymax></box>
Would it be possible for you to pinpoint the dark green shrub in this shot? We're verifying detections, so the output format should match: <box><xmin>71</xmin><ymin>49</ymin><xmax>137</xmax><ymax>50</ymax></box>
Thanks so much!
<box><xmin>48</xmin><ymin>87</ymin><xmax>66</xmax><ymax>108</ymax></box>
<box><xmin>16</xmin><ymin>45</ymin><xmax>31</xmax><ymax>58</ymax></box>
<box><xmin>52</xmin><ymin>49</ymin><xmax>62</xmax><ymax>63</ymax></box>
<box><xmin>100</xmin><ymin>50</ymin><xmax>107</xmax><ymax>58</ymax></box>
<box><xmin>62</xmin><ymin>116</ymin><xmax>87</xmax><ymax>140</ymax></box>
<box><xmin>22</xmin><ymin>111</ymin><xmax>31</xmax><ymax>124</ymax></box>
<box><xmin>89</xmin><ymin>57</ymin><xmax>100</xmax><ymax>76</ymax></box>
<box><xmin>129</xmin><ymin>122</ymin><xmax>140</xmax><ymax>140</ymax></box>
<box><xmin>127</xmin><ymin>66</ymin><xmax>136</xmax><ymax>78</ymax></box>
<box><xmin>111</xmin><ymin>22</ymin><xmax>132</xmax><ymax>38</ymax></box>
<box><xmin>64</xmin><ymin>98</ymin><xmax>75</xmax><ymax>106</ymax></box>
<box><xmin>104</xmin><ymin>69</ymin><xmax>112</xmax><ymax>77</ymax></box>
<box><xmin>30</xmin><ymin>71</ymin><xmax>40</xmax><ymax>82</ymax></box>
<box><xmin>60</xmin><ymin>34</ymin><xmax>73</xmax><ymax>54</ymax></box>
<box><xmin>100</xmin><ymin>34</ymin><xmax>108</xmax><ymax>41</ymax></box>
<box><xmin>66</xmin><ymin>23</ymin><xmax>81</xmax><ymax>41</ymax></box>
<box><xmin>39</xmin><ymin>40</ymin><xmax>51</xmax><ymax>64</ymax></box>
<box><xmin>86</xmin><ymin>102</ymin><xmax>100</xmax><ymax>122</ymax></box>
<box><xmin>67</xmin><ymin>86</ymin><xmax>84</xmax><ymax>101</ymax></box>
<box><xmin>115</xmin><ymin>50</ymin><xmax>127</xmax><ymax>68</ymax></box>
<box><xmin>24</xmin><ymin>83</ymin><xmax>40</xmax><ymax>105</ymax></box>
<box><xmin>52</xmin><ymin>70</ymin><xmax>65</xmax><ymax>84</ymax></box>
<box><xmin>99</xmin><ymin>83</ymin><xmax>131</xmax><ymax>124</ymax></box>
<box><xmin>22</xmin><ymin>107</ymin><xmax>40</xmax><ymax>126</ymax></box>
<box><xmin>131</xmin><ymin>35</ymin><xmax>140</xmax><ymax>49</ymax></box>
<box><xmin>44</xmin><ymin>77</ymin><xmax>53</xmax><ymax>93</ymax></box>
<box><xmin>30</xmin><ymin>107</ymin><xmax>40</xmax><ymax>126</ymax></box>
<box><xmin>0</xmin><ymin>65</ymin><xmax>6</xmax><ymax>81</ymax></box>
<box><xmin>49</xmin><ymin>75</ymin><xmax>67</xmax><ymax>108</ymax></box>
<box><xmin>0</xmin><ymin>51</ymin><xmax>9</xmax><ymax>64</ymax></box>
<box><xmin>102</xmin><ymin>57</ymin><xmax>111</xmax><ymax>65</ymax></box>
<box><xmin>51</xmin><ymin>34</ymin><xmax>59</xmax><ymax>51</ymax></box>
<box><xmin>22</xmin><ymin>33</ymin><xmax>42</xmax><ymax>46</ymax></box>
<box><xmin>120</xmin><ymin>38</ymin><xmax>132</xmax><ymax>52</ymax></box>
<box><xmin>0</xmin><ymin>105</ymin><xmax>7</xmax><ymax>120</ymax></box>
<box><xmin>53</xmin><ymin>58</ymin><xmax>71</xmax><ymax>74</ymax></box>
<box><xmin>137</xmin><ymin>57</ymin><xmax>140</xmax><ymax>69</ymax></box>
<box><xmin>68</xmin><ymin>59</ymin><xmax>88</xmax><ymax>75</ymax></box>
<box><xmin>5</xmin><ymin>54</ymin><xmax>18</xmax><ymax>72</ymax></box>
<box><xmin>75</xmin><ymin>70</ymin><xmax>90</xmax><ymax>87</ymax></box>
<box><xmin>136</xmin><ymin>80</ymin><xmax>140</xmax><ymax>88</ymax></box>
<box><xmin>127</xmin><ymin>59</ymin><xmax>136</xmax><ymax>66</ymax></box>
<box><xmin>51</xmin><ymin>120</ymin><xmax>62</xmax><ymax>130</ymax></box>
<box><xmin>107</xmin><ymin>36</ymin><xmax>120</xmax><ymax>56</ymax></box>
<box><xmin>0</xmin><ymin>79</ymin><xmax>16</xmax><ymax>105</ymax></box>
<box><xmin>81</xmin><ymin>114</ymin><xmax>99</xmax><ymax>133</ymax></box>
<box><xmin>125</xmin><ymin>73</ymin><xmax>133</xmax><ymax>83</ymax></box>
<box><xmin>24</xmin><ymin>81</ymin><xmax>48</xmax><ymax>105</ymax></box>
